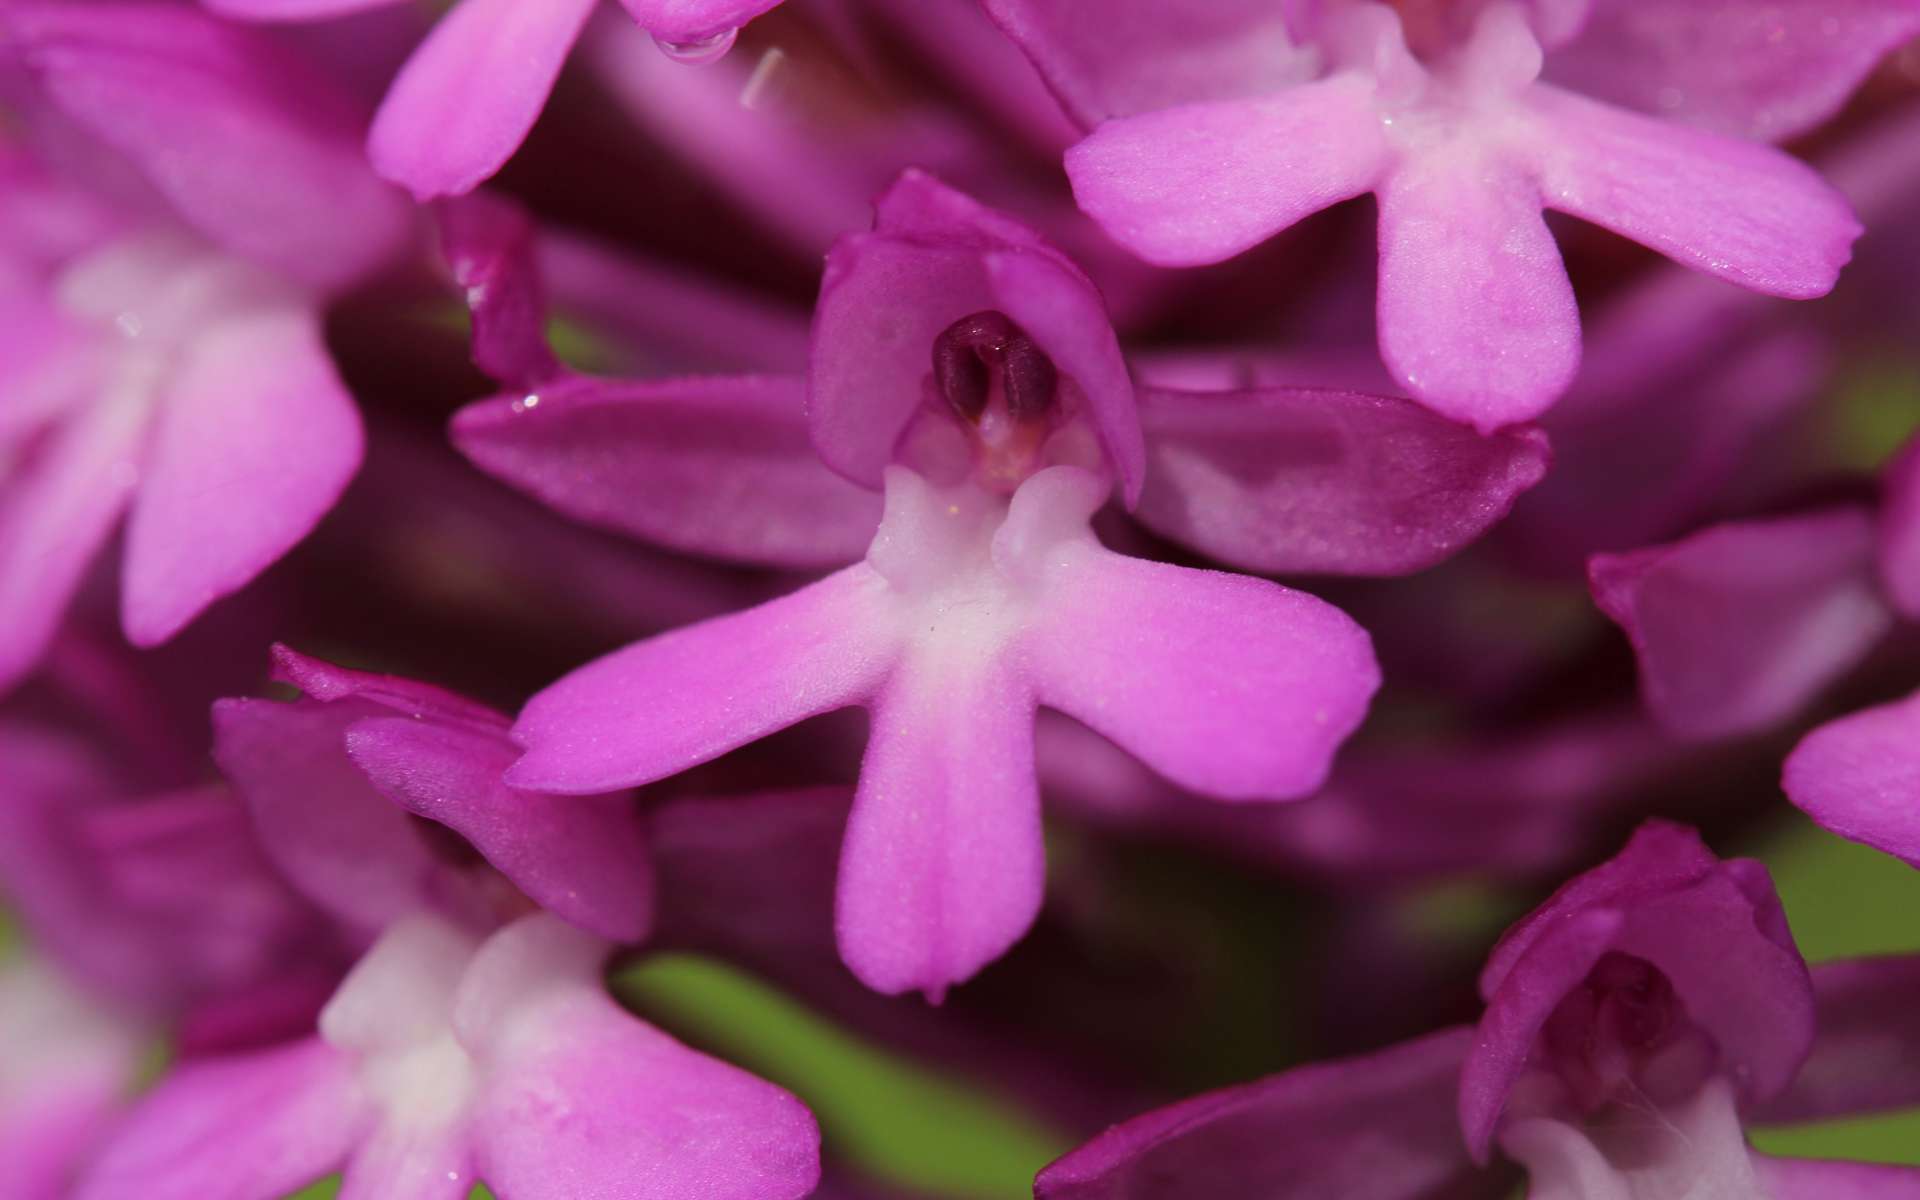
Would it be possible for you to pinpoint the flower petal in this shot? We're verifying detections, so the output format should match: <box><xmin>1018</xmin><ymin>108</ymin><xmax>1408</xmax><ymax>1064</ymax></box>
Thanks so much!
<box><xmin>452</xmin><ymin>376</ymin><xmax>881</xmax><ymax>569</ymax></box>
<box><xmin>1753</xmin><ymin>1156</ymin><xmax>1920</xmax><ymax>1200</ymax></box>
<box><xmin>204</xmin><ymin>0</ymin><xmax>407</xmax><ymax>17</ymax></box>
<box><xmin>1018</xmin><ymin>470</ymin><xmax>1380</xmax><ymax>800</ymax></box>
<box><xmin>347</xmin><ymin>716</ymin><xmax>654</xmax><ymax>943</ymax></box>
<box><xmin>1037</xmin><ymin>1027</ymin><xmax>1477</xmax><ymax>1200</ymax></box>
<box><xmin>1783</xmin><ymin>689</ymin><xmax>1920</xmax><ymax>870</ymax></box>
<box><xmin>1135</xmin><ymin>384</ymin><xmax>1550</xmax><ymax>575</ymax></box>
<box><xmin>366</xmin><ymin>0</ymin><xmax>599</xmax><ymax>199</ymax></box>
<box><xmin>1758</xmin><ymin>955</ymin><xmax>1920</xmax><ymax>1123</ymax></box>
<box><xmin>120</xmin><ymin>306</ymin><xmax>362</xmax><ymax>647</ymax></box>
<box><xmin>74</xmin><ymin>1038</ymin><xmax>365</xmax><ymax>1200</ymax></box>
<box><xmin>613</xmin><ymin>0</ymin><xmax>787</xmax><ymax>44</ymax></box>
<box><xmin>1546</xmin><ymin>1</ymin><xmax>1920</xmax><ymax>143</ymax></box>
<box><xmin>982</xmin><ymin>0</ymin><xmax>1315</xmax><ymax>127</ymax></box>
<box><xmin>1532</xmin><ymin>84</ymin><xmax>1860</xmax><ymax>299</ymax></box>
<box><xmin>507</xmin><ymin>566</ymin><xmax>900</xmax><ymax>793</ymax></box>
<box><xmin>1590</xmin><ymin>509</ymin><xmax>1893</xmax><ymax>741</ymax></box>
<box><xmin>837</xmin><ymin>655</ymin><xmax>1042</xmax><ymax>999</ymax></box>
<box><xmin>437</xmin><ymin>192</ymin><xmax>560</xmax><ymax>388</ymax></box>
<box><xmin>458</xmin><ymin>916</ymin><xmax>822</xmax><ymax>1200</ymax></box>
<box><xmin>1880</xmin><ymin>435</ymin><xmax>1920</xmax><ymax>620</ymax></box>
<box><xmin>1064</xmin><ymin>76</ymin><xmax>1388</xmax><ymax>267</ymax></box>
<box><xmin>1375</xmin><ymin>150</ymin><xmax>1579</xmax><ymax>431</ymax></box>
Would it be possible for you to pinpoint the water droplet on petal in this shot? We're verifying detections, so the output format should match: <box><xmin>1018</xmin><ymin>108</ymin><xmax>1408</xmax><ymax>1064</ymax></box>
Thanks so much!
<box><xmin>653</xmin><ymin>27</ymin><xmax>737</xmax><ymax>65</ymax></box>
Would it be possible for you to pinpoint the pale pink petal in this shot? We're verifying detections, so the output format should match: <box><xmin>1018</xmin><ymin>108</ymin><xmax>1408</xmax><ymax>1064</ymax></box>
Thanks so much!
<box><xmin>1064</xmin><ymin>76</ymin><xmax>1389</xmax><ymax>266</ymax></box>
<box><xmin>1547</xmin><ymin>1</ymin><xmax>1920</xmax><ymax>143</ymax></box>
<box><xmin>346</xmin><ymin>716</ymin><xmax>654</xmax><ymax>943</ymax></box>
<box><xmin>451</xmin><ymin>376</ymin><xmax>881</xmax><ymax>569</ymax></box>
<box><xmin>982</xmin><ymin>0</ymin><xmax>1314</xmax><ymax>126</ymax></box>
<box><xmin>120</xmin><ymin>307</ymin><xmax>362</xmax><ymax>647</ymax></box>
<box><xmin>1591</xmin><ymin>509</ymin><xmax>1893</xmax><ymax>740</ymax></box>
<box><xmin>614</xmin><ymin>0</ymin><xmax>787</xmax><ymax>44</ymax></box>
<box><xmin>836</xmin><ymin>656</ymin><xmax>1042</xmax><ymax>999</ymax></box>
<box><xmin>1375</xmin><ymin>151</ymin><xmax>1580</xmax><ymax>431</ymax></box>
<box><xmin>458</xmin><ymin>917</ymin><xmax>821</xmax><ymax>1200</ymax></box>
<box><xmin>507</xmin><ymin>566</ymin><xmax>900</xmax><ymax>793</ymax></box>
<box><xmin>73</xmin><ymin>1038</ymin><xmax>366</xmax><ymax>1200</ymax></box>
<box><xmin>1018</xmin><ymin>471</ymin><xmax>1379</xmax><ymax>800</ymax></box>
<box><xmin>1880</xmin><ymin>435</ymin><xmax>1920</xmax><ymax>620</ymax></box>
<box><xmin>0</xmin><ymin>390</ymin><xmax>146</xmax><ymax>694</ymax></box>
<box><xmin>367</xmin><ymin>0</ymin><xmax>599</xmax><ymax>199</ymax></box>
<box><xmin>1532</xmin><ymin>84</ymin><xmax>1860</xmax><ymax>299</ymax></box>
<box><xmin>1782</xmin><ymin>689</ymin><xmax>1920</xmax><ymax>870</ymax></box>
<box><xmin>1135</xmin><ymin>385</ymin><xmax>1551</xmax><ymax>575</ymax></box>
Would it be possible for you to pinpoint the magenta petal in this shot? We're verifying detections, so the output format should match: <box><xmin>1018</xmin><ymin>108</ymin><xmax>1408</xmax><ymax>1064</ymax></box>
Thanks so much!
<box><xmin>1590</xmin><ymin>509</ymin><xmax>1893</xmax><ymax>740</ymax></box>
<box><xmin>437</xmin><ymin>192</ymin><xmax>560</xmax><ymax>388</ymax></box>
<box><xmin>451</xmin><ymin>376</ymin><xmax>882</xmax><ymax>569</ymax></box>
<box><xmin>614</xmin><ymin>0</ymin><xmax>786</xmax><ymax>44</ymax></box>
<box><xmin>1065</xmin><ymin>78</ymin><xmax>1388</xmax><ymax>267</ymax></box>
<box><xmin>1783</xmin><ymin>689</ymin><xmax>1920</xmax><ymax>869</ymax></box>
<box><xmin>1880</xmin><ymin>435</ymin><xmax>1920</xmax><ymax>620</ymax></box>
<box><xmin>366</xmin><ymin>0</ymin><xmax>598</xmax><ymax>199</ymax></box>
<box><xmin>120</xmin><ymin>308</ymin><xmax>363</xmax><ymax>647</ymax></box>
<box><xmin>4</xmin><ymin>3</ymin><xmax>409</xmax><ymax>291</ymax></box>
<box><xmin>508</xmin><ymin>566</ymin><xmax>899</xmax><ymax>793</ymax></box>
<box><xmin>212</xmin><ymin>697</ymin><xmax>442</xmax><ymax>932</ymax></box>
<box><xmin>1533</xmin><ymin>85</ymin><xmax>1860</xmax><ymax>299</ymax></box>
<box><xmin>1375</xmin><ymin>153</ymin><xmax>1580</xmax><ymax>431</ymax></box>
<box><xmin>1760</xmin><ymin>955</ymin><xmax>1920</xmax><ymax>1123</ymax></box>
<box><xmin>0</xmin><ymin>388</ymin><xmax>143</xmax><ymax>693</ymax></box>
<box><xmin>1754</xmin><ymin>1157</ymin><xmax>1920</xmax><ymax>1200</ymax></box>
<box><xmin>269</xmin><ymin>643</ymin><xmax>507</xmax><ymax>729</ymax></box>
<box><xmin>1024</xmin><ymin>517</ymin><xmax>1380</xmax><ymax>799</ymax></box>
<box><xmin>1037</xmin><ymin>1027</ymin><xmax>1477</xmax><ymax>1200</ymax></box>
<box><xmin>982</xmin><ymin>0</ymin><xmax>1313</xmax><ymax>126</ymax></box>
<box><xmin>836</xmin><ymin>658</ymin><xmax>1042</xmax><ymax>999</ymax></box>
<box><xmin>74</xmin><ymin>1038</ymin><xmax>365</xmax><ymax>1200</ymax></box>
<box><xmin>347</xmin><ymin>717</ymin><xmax>654</xmax><ymax>943</ymax></box>
<box><xmin>203</xmin><ymin>0</ymin><xmax>408</xmax><ymax>18</ymax></box>
<box><xmin>1547</xmin><ymin>1</ymin><xmax>1920</xmax><ymax>143</ymax></box>
<box><xmin>458</xmin><ymin>918</ymin><xmax>821</xmax><ymax>1200</ymax></box>
<box><xmin>1135</xmin><ymin>385</ymin><xmax>1551</xmax><ymax>576</ymax></box>
<box><xmin>808</xmin><ymin>171</ymin><xmax>1142</xmax><ymax>502</ymax></box>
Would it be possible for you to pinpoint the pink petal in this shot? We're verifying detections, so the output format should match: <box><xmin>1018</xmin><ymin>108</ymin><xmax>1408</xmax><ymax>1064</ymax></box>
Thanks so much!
<box><xmin>836</xmin><ymin>656</ymin><xmax>1043</xmax><ymax>999</ymax></box>
<box><xmin>1881</xmin><ymin>435</ymin><xmax>1920</xmax><ymax>620</ymax></box>
<box><xmin>74</xmin><ymin>1037</ymin><xmax>366</xmax><ymax>1200</ymax></box>
<box><xmin>808</xmin><ymin>171</ymin><xmax>1143</xmax><ymax>503</ymax></box>
<box><xmin>269</xmin><ymin>643</ymin><xmax>508</xmax><ymax>730</ymax></box>
<box><xmin>1037</xmin><ymin>1027</ymin><xmax>1477</xmax><ymax>1200</ymax></box>
<box><xmin>1064</xmin><ymin>76</ymin><xmax>1389</xmax><ymax>267</ymax></box>
<box><xmin>0</xmin><ymin>389</ymin><xmax>144</xmax><ymax>694</ymax></box>
<box><xmin>1590</xmin><ymin>509</ymin><xmax>1894</xmax><ymax>741</ymax></box>
<box><xmin>202</xmin><ymin>0</ymin><xmax>408</xmax><ymax>18</ymax></box>
<box><xmin>614</xmin><ymin>0</ymin><xmax>787</xmax><ymax>44</ymax></box>
<box><xmin>507</xmin><ymin>566</ymin><xmax>900</xmax><ymax>793</ymax></box>
<box><xmin>437</xmin><ymin>192</ymin><xmax>560</xmax><ymax>388</ymax></box>
<box><xmin>1019</xmin><ymin>471</ymin><xmax>1380</xmax><ymax>800</ymax></box>
<box><xmin>451</xmin><ymin>376</ymin><xmax>881</xmax><ymax>569</ymax></box>
<box><xmin>366</xmin><ymin>0</ymin><xmax>599</xmax><ymax>200</ymax></box>
<box><xmin>1135</xmin><ymin>384</ymin><xmax>1551</xmax><ymax>575</ymax></box>
<box><xmin>3</xmin><ymin>3</ymin><xmax>409</xmax><ymax>291</ymax></box>
<box><xmin>1760</xmin><ymin>955</ymin><xmax>1920</xmax><ymax>1123</ymax></box>
<box><xmin>1782</xmin><ymin>688</ymin><xmax>1920</xmax><ymax>870</ymax></box>
<box><xmin>1375</xmin><ymin>151</ymin><xmax>1580</xmax><ymax>431</ymax></box>
<box><xmin>120</xmin><ymin>307</ymin><xmax>363</xmax><ymax>647</ymax></box>
<box><xmin>458</xmin><ymin>917</ymin><xmax>821</xmax><ymax>1200</ymax></box>
<box><xmin>1531</xmin><ymin>84</ymin><xmax>1860</xmax><ymax>299</ymax></box>
<box><xmin>982</xmin><ymin>0</ymin><xmax>1315</xmax><ymax>127</ymax></box>
<box><xmin>212</xmin><ymin>697</ymin><xmax>444</xmax><ymax>932</ymax></box>
<box><xmin>1546</xmin><ymin>1</ymin><xmax>1920</xmax><ymax>143</ymax></box>
<box><xmin>1754</xmin><ymin>1157</ymin><xmax>1920</xmax><ymax>1200</ymax></box>
<box><xmin>347</xmin><ymin>716</ymin><xmax>654</xmax><ymax>943</ymax></box>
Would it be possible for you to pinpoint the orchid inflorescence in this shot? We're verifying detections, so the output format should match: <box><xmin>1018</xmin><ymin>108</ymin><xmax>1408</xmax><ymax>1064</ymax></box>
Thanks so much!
<box><xmin>3</xmin><ymin>2</ymin><xmax>1920</xmax><ymax>1199</ymax></box>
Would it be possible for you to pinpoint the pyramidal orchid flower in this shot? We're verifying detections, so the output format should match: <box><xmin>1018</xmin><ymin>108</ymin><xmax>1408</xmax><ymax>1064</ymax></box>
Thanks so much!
<box><xmin>0</xmin><ymin>5</ymin><xmax>412</xmax><ymax>693</ymax></box>
<box><xmin>507</xmin><ymin>171</ymin><xmax>1382</xmax><ymax>999</ymax></box>
<box><xmin>199</xmin><ymin>0</ymin><xmax>791</xmax><ymax>200</ymax></box>
<box><xmin>1035</xmin><ymin>822</ymin><xmax>1920</xmax><ymax>1199</ymax></box>
<box><xmin>983</xmin><ymin>0</ymin><xmax>1910</xmax><ymax>429</ymax></box>
<box><xmin>75</xmin><ymin>911</ymin><xmax>823</xmax><ymax>1200</ymax></box>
